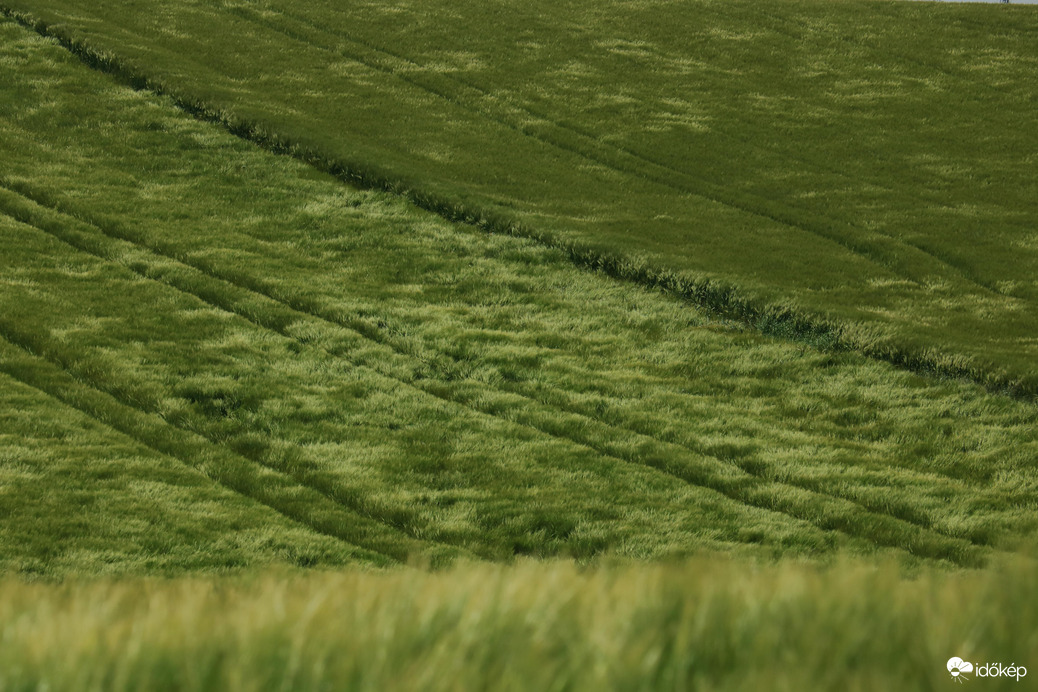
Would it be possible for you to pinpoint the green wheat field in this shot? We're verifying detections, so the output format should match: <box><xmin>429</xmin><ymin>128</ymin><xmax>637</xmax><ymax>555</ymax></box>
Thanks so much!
<box><xmin>1</xmin><ymin>0</ymin><xmax>1036</xmax><ymax>689</ymax></box>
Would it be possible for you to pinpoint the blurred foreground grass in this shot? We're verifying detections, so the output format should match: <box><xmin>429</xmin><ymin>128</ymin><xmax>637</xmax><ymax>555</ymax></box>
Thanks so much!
<box><xmin>1</xmin><ymin>556</ymin><xmax>1035</xmax><ymax>691</ymax></box>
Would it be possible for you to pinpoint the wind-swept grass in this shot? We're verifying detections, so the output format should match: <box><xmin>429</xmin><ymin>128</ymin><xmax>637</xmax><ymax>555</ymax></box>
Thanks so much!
<box><xmin>2</xmin><ymin>0</ymin><xmax>1036</xmax><ymax>396</ymax></box>
<box><xmin>1</xmin><ymin>557</ymin><xmax>1036</xmax><ymax>691</ymax></box>
<box><xmin>1</xmin><ymin>18</ymin><xmax>1037</xmax><ymax>575</ymax></box>
<box><xmin>2</xmin><ymin>8</ymin><xmax>1038</xmax><ymax>689</ymax></box>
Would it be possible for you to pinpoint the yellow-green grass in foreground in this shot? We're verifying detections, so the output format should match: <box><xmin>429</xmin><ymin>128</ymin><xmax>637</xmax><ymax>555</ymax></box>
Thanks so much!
<box><xmin>4</xmin><ymin>0</ymin><xmax>1037</xmax><ymax>395</ymax></box>
<box><xmin>2</xmin><ymin>17</ymin><xmax>1038</xmax><ymax>574</ymax></box>
<box><xmin>1</xmin><ymin>557</ymin><xmax>1036</xmax><ymax>691</ymax></box>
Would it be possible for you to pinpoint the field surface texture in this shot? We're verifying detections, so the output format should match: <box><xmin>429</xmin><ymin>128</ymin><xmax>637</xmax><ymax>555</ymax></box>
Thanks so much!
<box><xmin>2</xmin><ymin>0</ymin><xmax>1037</xmax><ymax>397</ymax></box>
<box><xmin>2</xmin><ymin>2</ymin><xmax>1038</xmax><ymax>689</ymax></box>
<box><xmin>2</xmin><ymin>16</ymin><xmax>1038</xmax><ymax>575</ymax></box>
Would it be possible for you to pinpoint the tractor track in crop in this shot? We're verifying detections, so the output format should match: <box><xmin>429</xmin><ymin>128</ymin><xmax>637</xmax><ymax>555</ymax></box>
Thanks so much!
<box><xmin>0</xmin><ymin>179</ymin><xmax>997</xmax><ymax>567</ymax></box>
<box><xmin>0</xmin><ymin>334</ymin><xmax>411</xmax><ymax>568</ymax></box>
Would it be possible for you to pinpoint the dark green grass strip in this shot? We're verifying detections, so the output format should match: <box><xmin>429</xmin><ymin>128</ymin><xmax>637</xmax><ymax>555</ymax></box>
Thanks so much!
<box><xmin>705</xmin><ymin>2</ymin><xmax>1034</xmax><ymax>297</ymax></box>
<box><xmin>233</xmin><ymin>3</ymin><xmax>1000</xmax><ymax>297</ymax></box>
<box><xmin>228</xmin><ymin>7</ymin><xmax>902</xmax><ymax>276</ymax></box>
<box><xmin>0</xmin><ymin>183</ymin><xmax>989</xmax><ymax>567</ymax></box>
<box><xmin>1</xmin><ymin>6</ymin><xmax>1033</xmax><ymax>404</ymax></box>
<box><xmin>274</xmin><ymin>0</ymin><xmax>1013</xmax><ymax>299</ymax></box>
<box><xmin>0</xmin><ymin>336</ymin><xmax>408</xmax><ymax>568</ymax></box>
<box><xmin>246</xmin><ymin>2</ymin><xmax>1010</xmax><ymax>313</ymax></box>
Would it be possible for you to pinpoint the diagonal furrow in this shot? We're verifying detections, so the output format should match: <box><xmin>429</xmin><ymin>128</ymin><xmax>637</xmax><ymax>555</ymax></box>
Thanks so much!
<box><xmin>0</xmin><ymin>333</ymin><xmax>409</xmax><ymax>568</ymax></box>
<box><xmin>1</xmin><ymin>174</ymin><xmax>1003</xmax><ymax>538</ymax></box>
<box><xmin>0</xmin><ymin>181</ymin><xmax>991</xmax><ymax>566</ymax></box>
<box><xmin>0</xmin><ymin>0</ymin><xmax>1026</xmax><ymax>302</ymax></box>
<box><xmin>235</xmin><ymin>3</ymin><xmax>1026</xmax><ymax>299</ymax></box>
<box><xmin>0</xmin><ymin>313</ymin><xmax>474</xmax><ymax>566</ymax></box>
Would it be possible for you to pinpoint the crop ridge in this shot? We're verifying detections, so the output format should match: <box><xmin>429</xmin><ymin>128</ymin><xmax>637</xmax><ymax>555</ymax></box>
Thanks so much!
<box><xmin>317</xmin><ymin>5</ymin><xmax>1021</xmax><ymax>299</ymax></box>
<box><xmin>2</xmin><ymin>6</ymin><xmax>1032</xmax><ymax>405</ymax></box>
<box><xmin>0</xmin><ymin>179</ymin><xmax>996</xmax><ymax>567</ymax></box>
<box><xmin>238</xmin><ymin>3</ymin><xmax>1010</xmax><ymax>299</ymax></box>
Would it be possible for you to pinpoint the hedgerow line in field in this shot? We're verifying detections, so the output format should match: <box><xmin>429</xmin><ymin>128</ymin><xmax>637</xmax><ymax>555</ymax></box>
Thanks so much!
<box><xmin>235</xmin><ymin>3</ymin><xmax>1004</xmax><ymax>300</ymax></box>
<box><xmin>0</xmin><ymin>183</ymin><xmax>995</xmax><ymax>567</ymax></box>
<box><xmin>388</xmin><ymin>9</ymin><xmax>1018</xmax><ymax>301</ymax></box>
<box><xmin>0</xmin><ymin>335</ymin><xmax>406</xmax><ymax>568</ymax></box>
<box><xmin>282</xmin><ymin>0</ymin><xmax>1029</xmax><ymax>301</ymax></box>
<box><xmin>4</xmin><ymin>31</ymin><xmax>1033</xmax><ymax>564</ymax></box>
<box><xmin>3</xmin><ymin>6</ymin><xmax>1032</xmax><ymax>402</ymax></box>
<box><xmin>4</xmin><ymin>8</ymin><xmax>1038</xmax><ymax>684</ymax></box>
<box><xmin>0</xmin><ymin>16</ymin><xmax>1021</xmax><ymax>556</ymax></box>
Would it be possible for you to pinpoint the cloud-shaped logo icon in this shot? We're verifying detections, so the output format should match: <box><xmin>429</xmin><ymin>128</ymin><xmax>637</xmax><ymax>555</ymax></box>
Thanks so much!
<box><xmin>947</xmin><ymin>657</ymin><xmax>974</xmax><ymax>682</ymax></box>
